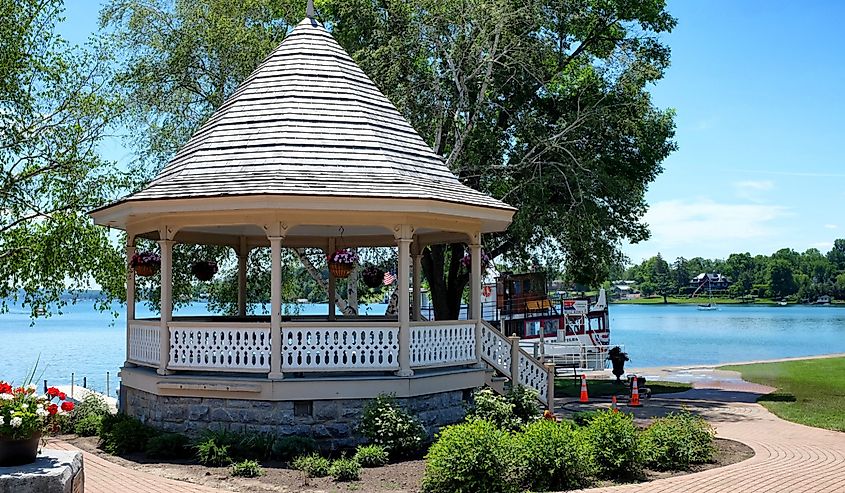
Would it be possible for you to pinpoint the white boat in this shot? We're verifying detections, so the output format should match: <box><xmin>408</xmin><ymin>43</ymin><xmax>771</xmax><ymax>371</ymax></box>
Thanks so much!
<box><xmin>697</xmin><ymin>302</ymin><xmax>718</xmax><ymax>311</ymax></box>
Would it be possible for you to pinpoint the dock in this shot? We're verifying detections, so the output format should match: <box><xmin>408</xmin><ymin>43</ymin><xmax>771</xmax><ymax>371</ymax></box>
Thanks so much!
<box><xmin>55</xmin><ymin>385</ymin><xmax>118</xmax><ymax>413</ymax></box>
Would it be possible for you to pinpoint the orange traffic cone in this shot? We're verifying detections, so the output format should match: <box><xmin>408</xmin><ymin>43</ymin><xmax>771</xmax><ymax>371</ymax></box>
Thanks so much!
<box><xmin>629</xmin><ymin>375</ymin><xmax>642</xmax><ymax>407</ymax></box>
<box><xmin>579</xmin><ymin>374</ymin><xmax>589</xmax><ymax>403</ymax></box>
<box><xmin>611</xmin><ymin>395</ymin><xmax>618</xmax><ymax>413</ymax></box>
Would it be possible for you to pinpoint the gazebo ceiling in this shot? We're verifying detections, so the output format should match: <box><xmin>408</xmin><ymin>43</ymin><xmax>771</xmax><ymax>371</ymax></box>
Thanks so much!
<box><xmin>91</xmin><ymin>15</ymin><xmax>514</xmax><ymax>236</ymax></box>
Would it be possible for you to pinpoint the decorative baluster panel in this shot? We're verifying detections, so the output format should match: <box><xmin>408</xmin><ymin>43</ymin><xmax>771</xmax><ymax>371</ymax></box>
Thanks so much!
<box><xmin>479</xmin><ymin>323</ymin><xmax>511</xmax><ymax>377</ymax></box>
<box><xmin>168</xmin><ymin>326</ymin><xmax>271</xmax><ymax>371</ymax></box>
<box><xmin>517</xmin><ymin>351</ymin><xmax>549</xmax><ymax>405</ymax></box>
<box><xmin>410</xmin><ymin>323</ymin><xmax>476</xmax><ymax>368</ymax></box>
<box><xmin>282</xmin><ymin>326</ymin><xmax>399</xmax><ymax>371</ymax></box>
<box><xmin>128</xmin><ymin>324</ymin><xmax>161</xmax><ymax>367</ymax></box>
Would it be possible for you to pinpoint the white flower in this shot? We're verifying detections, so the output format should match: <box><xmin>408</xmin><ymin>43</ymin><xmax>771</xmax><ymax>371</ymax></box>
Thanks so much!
<box><xmin>0</xmin><ymin>393</ymin><xmax>12</xmax><ymax>401</ymax></box>
<box><xmin>10</xmin><ymin>417</ymin><xmax>22</xmax><ymax>428</ymax></box>
<box><xmin>20</xmin><ymin>403</ymin><xmax>28</xmax><ymax>410</ymax></box>
<box><xmin>0</xmin><ymin>416</ymin><xmax>5</xmax><ymax>425</ymax></box>
<box><xmin>36</xmin><ymin>408</ymin><xmax>48</xmax><ymax>418</ymax></box>
<box><xmin>26</xmin><ymin>384</ymin><xmax>36</xmax><ymax>391</ymax></box>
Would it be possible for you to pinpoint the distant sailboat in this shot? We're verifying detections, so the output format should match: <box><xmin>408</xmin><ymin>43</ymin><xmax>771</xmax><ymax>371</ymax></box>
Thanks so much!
<box><xmin>694</xmin><ymin>277</ymin><xmax>718</xmax><ymax>311</ymax></box>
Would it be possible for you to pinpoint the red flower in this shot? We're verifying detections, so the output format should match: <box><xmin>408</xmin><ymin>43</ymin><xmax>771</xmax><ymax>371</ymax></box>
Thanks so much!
<box><xmin>60</xmin><ymin>401</ymin><xmax>74</xmax><ymax>412</ymax></box>
<box><xmin>46</xmin><ymin>387</ymin><xmax>61</xmax><ymax>397</ymax></box>
<box><xmin>15</xmin><ymin>387</ymin><xmax>25</xmax><ymax>394</ymax></box>
<box><xmin>0</xmin><ymin>382</ymin><xmax>11</xmax><ymax>394</ymax></box>
<box><xmin>48</xmin><ymin>404</ymin><xmax>58</xmax><ymax>415</ymax></box>
<box><xmin>58</xmin><ymin>392</ymin><xmax>66</xmax><ymax>401</ymax></box>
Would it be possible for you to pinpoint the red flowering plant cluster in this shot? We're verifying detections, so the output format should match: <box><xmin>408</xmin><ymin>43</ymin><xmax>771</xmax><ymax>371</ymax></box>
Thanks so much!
<box><xmin>328</xmin><ymin>248</ymin><xmax>359</xmax><ymax>265</ymax></box>
<box><xmin>130</xmin><ymin>251</ymin><xmax>161</xmax><ymax>269</ymax></box>
<box><xmin>0</xmin><ymin>382</ymin><xmax>74</xmax><ymax>440</ymax></box>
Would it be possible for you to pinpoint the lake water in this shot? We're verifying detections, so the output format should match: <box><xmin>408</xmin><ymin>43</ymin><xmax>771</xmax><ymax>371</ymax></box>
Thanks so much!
<box><xmin>1</xmin><ymin>302</ymin><xmax>844</xmax><ymax>393</ymax></box>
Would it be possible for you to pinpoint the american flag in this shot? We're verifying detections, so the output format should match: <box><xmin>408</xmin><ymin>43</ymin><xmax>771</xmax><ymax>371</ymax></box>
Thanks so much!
<box><xmin>383</xmin><ymin>271</ymin><xmax>397</xmax><ymax>285</ymax></box>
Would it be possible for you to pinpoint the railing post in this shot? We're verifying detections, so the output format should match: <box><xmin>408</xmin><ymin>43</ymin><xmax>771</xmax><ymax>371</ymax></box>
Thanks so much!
<box><xmin>475</xmin><ymin>320</ymin><xmax>484</xmax><ymax>366</ymax></box>
<box><xmin>545</xmin><ymin>362</ymin><xmax>556</xmax><ymax>411</ymax></box>
<box><xmin>268</xmin><ymin>236</ymin><xmax>284</xmax><ymax>380</ymax></box>
<box><xmin>509</xmin><ymin>334</ymin><xmax>520</xmax><ymax>382</ymax></box>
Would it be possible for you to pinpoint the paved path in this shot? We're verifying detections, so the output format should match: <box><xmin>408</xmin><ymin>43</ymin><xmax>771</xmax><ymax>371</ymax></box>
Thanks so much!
<box><xmin>565</xmin><ymin>368</ymin><xmax>845</xmax><ymax>493</ymax></box>
<box><xmin>48</xmin><ymin>441</ymin><xmax>230</xmax><ymax>493</ymax></box>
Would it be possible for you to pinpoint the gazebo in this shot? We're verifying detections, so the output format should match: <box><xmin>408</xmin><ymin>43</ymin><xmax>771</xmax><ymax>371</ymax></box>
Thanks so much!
<box><xmin>90</xmin><ymin>5</ymin><xmax>552</xmax><ymax>443</ymax></box>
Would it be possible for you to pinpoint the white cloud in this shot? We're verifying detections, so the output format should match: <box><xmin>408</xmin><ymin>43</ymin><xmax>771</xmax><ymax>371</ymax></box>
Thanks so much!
<box><xmin>732</xmin><ymin>180</ymin><xmax>774</xmax><ymax>202</ymax></box>
<box><xmin>824</xmin><ymin>224</ymin><xmax>838</xmax><ymax>229</ymax></box>
<box><xmin>634</xmin><ymin>199</ymin><xmax>790</xmax><ymax>257</ymax></box>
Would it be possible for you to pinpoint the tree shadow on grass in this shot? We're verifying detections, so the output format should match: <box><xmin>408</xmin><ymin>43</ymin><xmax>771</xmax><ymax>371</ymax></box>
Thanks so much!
<box><xmin>758</xmin><ymin>392</ymin><xmax>796</xmax><ymax>403</ymax></box>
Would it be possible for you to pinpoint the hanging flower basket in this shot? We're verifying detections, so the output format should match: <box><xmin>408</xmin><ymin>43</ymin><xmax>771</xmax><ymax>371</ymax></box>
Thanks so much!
<box><xmin>362</xmin><ymin>265</ymin><xmax>385</xmax><ymax>289</ymax></box>
<box><xmin>130</xmin><ymin>252</ymin><xmax>161</xmax><ymax>277</ymax></box>
<box><xmin>0</xmin><ymin>381</ymin><xmax>74</xmax><ymax>466</ymax></box>
<box><xmin>327</xmin><ymin>249</ymin><xmax>359</xmax><ymax>279</ymax></box>
<box><xmin>191</xmin><ymin>260</ymin><xmax>218</xmax><ymax>281</ymax></box>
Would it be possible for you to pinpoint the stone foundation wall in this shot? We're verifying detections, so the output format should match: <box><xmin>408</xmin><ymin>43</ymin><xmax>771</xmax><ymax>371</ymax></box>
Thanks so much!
<box><xmin>123</xmin><ymin>386</ymin><xmax>469</xmax><ymax>449</ymax></box>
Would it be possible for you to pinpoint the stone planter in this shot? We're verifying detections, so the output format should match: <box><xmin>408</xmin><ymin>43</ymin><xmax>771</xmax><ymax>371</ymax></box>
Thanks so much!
<box><xmin>0</xmin><ymin>434</ymin><xmax>40</xmax><ymax>467</ymax></box>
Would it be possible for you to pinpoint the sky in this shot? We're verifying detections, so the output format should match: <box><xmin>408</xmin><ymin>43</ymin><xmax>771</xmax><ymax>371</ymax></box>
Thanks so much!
<box><xmin>56</xmin><ymin>1</ymin><xmax>845</xmax><ymax>265</ymax></box>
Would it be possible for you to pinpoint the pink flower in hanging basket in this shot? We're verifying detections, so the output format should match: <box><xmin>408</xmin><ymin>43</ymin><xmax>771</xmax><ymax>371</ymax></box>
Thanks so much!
<box><xmin>328</xmin><ymin>249</ymin><xmax>359</xmax><ymax>265</ymax></box>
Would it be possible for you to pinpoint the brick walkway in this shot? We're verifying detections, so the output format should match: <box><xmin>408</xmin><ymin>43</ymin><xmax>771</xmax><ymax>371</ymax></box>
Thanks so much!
<box><xmin>48</xmin><ymin>368</ymin><xmax>845</xmax><ymax>493</ymax></box>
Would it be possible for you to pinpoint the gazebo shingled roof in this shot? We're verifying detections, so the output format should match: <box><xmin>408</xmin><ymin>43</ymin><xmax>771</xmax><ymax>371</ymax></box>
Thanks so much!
<box><xmin>93</xmin><ymin>17</ymin><xmax>513</xmax><ymax>231</ymax></box>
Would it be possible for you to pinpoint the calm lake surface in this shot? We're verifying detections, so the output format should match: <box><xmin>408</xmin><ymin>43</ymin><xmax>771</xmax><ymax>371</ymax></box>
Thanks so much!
<box><xmin>1</xmin><ymin>302</ymin><xmax>844</xmax><ymax>393</ymax></box>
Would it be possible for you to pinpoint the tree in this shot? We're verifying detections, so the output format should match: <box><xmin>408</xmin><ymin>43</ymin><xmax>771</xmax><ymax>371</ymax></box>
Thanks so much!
<box><xmin>103</xmin><ymin>0</ymin><xmax>677</xmax><ymax>320</ymax></box>
<box><xmin>827</xmin><ymin>239</ymin><xmax>845</xmax><ymax>272</ymax></box>
<box><xmin>769</xmin><ymin>259</ymin><xmax>797</xmax><ymax>299</ymax></box>
<box><xmin>0</xmin><ymin>0</ymin><xmax>126</xmax><ymax>316</ymax></box>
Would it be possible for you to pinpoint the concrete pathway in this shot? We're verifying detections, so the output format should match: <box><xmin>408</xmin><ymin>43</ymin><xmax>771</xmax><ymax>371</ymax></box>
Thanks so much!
<box><xmin>564</xmin><ymin>368</ymin><xmax>845</xmax><ymax>493</ymax></box>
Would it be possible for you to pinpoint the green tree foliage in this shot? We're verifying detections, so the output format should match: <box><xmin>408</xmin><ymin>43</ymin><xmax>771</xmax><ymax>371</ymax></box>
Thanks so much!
<box><xmin>101</xmin><ymin>0</ymin><xmax>677</xmax><ymax>320</ymax></box>
<box><xmin>0</xmin><ymin>0</ymin><xmax>127</xmax><ymax>316</ymax></box>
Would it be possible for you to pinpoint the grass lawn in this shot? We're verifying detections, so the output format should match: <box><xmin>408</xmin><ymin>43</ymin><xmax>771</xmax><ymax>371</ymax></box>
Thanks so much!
<box><xmin>555</xmin><ymin>378</ymin><xmax>691</xmax><ymax>398</ymax></box>
<box><xmin>720</xmin><ymin>357</ymin><xmax>845</xmax><ymax>432</ymax></box>
<box><xmin>613</xmin><ymin>296</ymin><xmax>756</xmax><ymax>305</ymax></box>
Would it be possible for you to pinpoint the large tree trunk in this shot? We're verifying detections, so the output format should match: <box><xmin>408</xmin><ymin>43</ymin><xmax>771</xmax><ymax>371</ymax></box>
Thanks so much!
<box><xmin>421</xmin><ymin>243</ymin><xmax>470</xmax><ymax>320</ymax></box>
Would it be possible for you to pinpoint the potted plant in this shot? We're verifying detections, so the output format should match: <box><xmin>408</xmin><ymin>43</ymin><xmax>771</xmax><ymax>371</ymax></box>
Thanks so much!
<box><xmin>327</xmin><ymin>249</ymin><xmax>358</xmax><ymax>279</ymax></box>
<box><xmin>130</xmin><ymin>251</ymin><xmax>161</xmax><ymax>277</ymax></box>
<box><xmin>191</xmin><ymin>260</ymin><xmax>218</xmax><ymax>281</ymax></box>
<box><xmin>0</xmin><ymin>382</ymin><xmax>74</xmax><ymax>466</ymax></box>
<box><xmin>362</xmin><ymin>265</ymin><xmax>385</xmax><ymax>289</ymax></box>
<box><xmin>607</xmin><ymin>346</ymin><xmax>629</xmax><ymax>382</ymax></box>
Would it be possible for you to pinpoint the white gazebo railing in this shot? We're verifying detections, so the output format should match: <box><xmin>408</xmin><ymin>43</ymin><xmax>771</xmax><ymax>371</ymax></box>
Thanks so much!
<box><xmin>281</xmin><ymin>323</ymin><xmax>400</xmax><ymax>371</ymax></box>
<box><xmin>167</xmin><ymin>322</ymin><xmax>272</xmax><ymax>371</ymax></box>
<box><xmin>128</xmin><ymin>320</ymin><xmax>161</xmax><ymax>367</ymax></box>
<box><xmin>410</xmin><ymin>321</ymin><xmax>477</xmax><ymax>369</ymax></box>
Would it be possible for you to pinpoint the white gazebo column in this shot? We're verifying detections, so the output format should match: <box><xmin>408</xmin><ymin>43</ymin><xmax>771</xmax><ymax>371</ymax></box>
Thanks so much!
<box><xmin>237</xmin><ymin>236</ymin><xmax>248</xmax><ymax>317</ymax></box>
<box><xmin>268</xmin><ymin>236</ymin><xmax>284</xmax><ymax>380</ymax></box>
<box><xmin>395</xmin><ymin>225</ymin><xmax>414</xmax><ymax>376</ymax></box>
<box><xmin>469</xmin><ymin>236</ymin><xmax>482</xmax><ymax>320</ymax></box>
<box><xmin>157</xmin><ymin>236</ymin><xmax>174</xmax><ymax>376</ymax></box>
<box><xmin>412</xmin><ymin>248</ymin><xmax>422</xmax><ymax>322</ymax></box>
<box><xmin>470</xmin><ymin>234</ymin><xmax>484</xmax><ymax>364</ymax></box>
<box><xmin>327</xmin><ymin>237</ymin><xmax>336</xmax><ymax>321</ymax></box>
<box><xmin>125</xmin><ymin>237</ymin><xmax>136</xmax><ymax>366</ymax></box>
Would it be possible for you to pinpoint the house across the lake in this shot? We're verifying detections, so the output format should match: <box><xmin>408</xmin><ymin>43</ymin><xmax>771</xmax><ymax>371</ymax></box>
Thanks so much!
<box><xmin>689</xmin><ymin>273</ymin><xmax>732</xmax><ymax>291</ymax></box>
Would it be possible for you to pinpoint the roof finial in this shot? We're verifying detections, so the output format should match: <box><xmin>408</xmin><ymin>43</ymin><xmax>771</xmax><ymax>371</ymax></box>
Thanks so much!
<box><xmin>306</xmin><ymin>0</ymin><xmax>315</xmax><ymax>18</ymax></box>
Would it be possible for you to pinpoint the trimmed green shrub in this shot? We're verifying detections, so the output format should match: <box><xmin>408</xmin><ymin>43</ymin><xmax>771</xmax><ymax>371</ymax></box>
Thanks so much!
<box><xmin>513</xmin><ymin>419</ymin><xmax>594</xmax><ymax>491</ymax></box>
<box><xmin>581</xmin><ymin>410</ymin><xmax>642</xmax><ymax>479</ymax></box>
<box><xmin>354</xmin><ymin>444</ymin><xmax>389</xmax><ymax>467</ymax></box>
<box><xmin>231</xmin><ymin>459</ymin><xmax>264</xmax><ymax>477</ymax></box>
<box><xmin>360</xmin><ymin>394</ymin><xmax>426</xmax><ymax>456</ymax></box>
<box><xmin>465</xmin><ymin>388</ymin><xmax>520</xmax><ymax>430</ymax></box>
<box><xmin>506</xmin><ymin>385</ymin><xmax>540</xmax><ymax>423</ymax></box>
<box><xmin>572</xmin><ymin>410</ymin><xmax>602</xmax><ymax>427</ymax></box>
<box><xmin>422</xmin><ymin>419</ymin><xmax>519</xmax><ymax>493</ymax></box>
<box><xmin>145</xmin><ymin>433</ymin><xmax>191</xmax><ymax>459</ymax></box>
<box><xmin>272</xmin><ymin>436</ymin><xmax>317</xmax><ymax>462</ymax></box>
<box><xmin>99</xmin><ymin>413</ymin><xmax>159</xmax><ymax>455</ymax></box>
<box><xmin>329</xmin><ymin>456</ymin><xmax>361</xmax><ymax>482</ymax></box>
<box><xmin>70</xmin><ymin>394</ymin><xmax>110</xmax><ymax>430</ymax></box>
<box><xmin>640</xmin><ymin>411</ymin><xmax>716</xmax><ymax>470</ymax></box>
<box><xmin>196</xmin><ymin>438</ymin><xmax>233</xmax><ymax>467</ymax></box>
<box><xmin>74</xmin><ymin>414</ymin><xmax>103</xmax><ymax>437</ymax></box>
<box><xmin>292</xmin><ymin>453</ymin><xmax>330</xmax><ymax>478</ymax></box>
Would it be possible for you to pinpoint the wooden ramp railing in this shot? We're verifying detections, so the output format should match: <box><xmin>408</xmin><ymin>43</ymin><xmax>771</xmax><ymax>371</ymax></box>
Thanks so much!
<box><xmin>479</xmin><ymin>320</ymin><xmax>555</xmax><ymax>408</ymax></box>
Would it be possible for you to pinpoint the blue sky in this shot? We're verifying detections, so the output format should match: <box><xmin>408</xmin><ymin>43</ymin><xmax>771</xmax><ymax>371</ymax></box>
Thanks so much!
<box><xmin>58</xmin><ymin>1</ymin><xmax>845</xmax><ymax>265</ymax></box>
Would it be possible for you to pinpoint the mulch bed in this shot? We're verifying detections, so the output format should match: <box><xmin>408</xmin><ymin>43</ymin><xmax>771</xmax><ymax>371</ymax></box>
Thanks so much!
<box><xmin>63</xmin><ymin>435</ymin><xmax>753</xmax><ymax>492</ymax></box>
